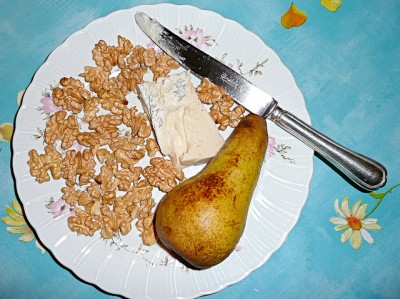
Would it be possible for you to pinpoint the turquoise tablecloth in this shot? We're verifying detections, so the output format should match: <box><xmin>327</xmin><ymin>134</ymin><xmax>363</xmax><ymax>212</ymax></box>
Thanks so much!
<box><xmin>1</xmin><ymin>0</ymin><xmax>399</xmax><ymax>298</ymax></box>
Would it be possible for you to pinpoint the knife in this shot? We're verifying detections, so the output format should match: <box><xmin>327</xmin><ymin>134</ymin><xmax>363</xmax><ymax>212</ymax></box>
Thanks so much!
<box><xmin>134</xmin><ymin>12</ymin><xmax>387</xmax><ymax>191</ymax></box>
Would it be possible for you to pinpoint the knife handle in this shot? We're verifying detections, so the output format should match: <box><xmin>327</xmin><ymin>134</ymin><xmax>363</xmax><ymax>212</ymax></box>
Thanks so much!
<box><xmin>269</xmin><ymin>106</ymin><xmax>387</xmax><ymax>191</ymax></box>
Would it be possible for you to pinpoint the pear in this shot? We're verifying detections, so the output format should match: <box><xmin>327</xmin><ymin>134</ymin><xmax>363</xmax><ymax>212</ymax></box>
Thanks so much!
<box><xmin>155</xmin><ymin>113</ymin><xmax>268</xmax><ymax>269</ymax></box>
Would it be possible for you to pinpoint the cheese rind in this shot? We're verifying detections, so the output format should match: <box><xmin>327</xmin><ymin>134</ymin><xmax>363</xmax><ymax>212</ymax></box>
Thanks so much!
<box><xmin>138</xmin><ymin>71</ymin><xmax>224</xmax><ymax>169</ymax></box>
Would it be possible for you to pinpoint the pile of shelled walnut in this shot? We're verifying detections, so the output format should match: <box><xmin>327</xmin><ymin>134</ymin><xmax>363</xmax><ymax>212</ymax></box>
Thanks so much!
<box><xmin>27</xmin><ymin>35</ymin><xmax>244</xmax><ymax>246</ymax></box>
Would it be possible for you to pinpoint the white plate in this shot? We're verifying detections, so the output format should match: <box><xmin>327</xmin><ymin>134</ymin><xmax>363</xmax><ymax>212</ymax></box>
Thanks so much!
<box><xmin>13</xmin><ymin>4</ymin><xmax>313</xmax><ymax>298</ymax></box>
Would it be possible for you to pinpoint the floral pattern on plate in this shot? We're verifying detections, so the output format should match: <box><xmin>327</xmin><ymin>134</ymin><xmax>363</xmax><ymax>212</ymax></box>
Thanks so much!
<box><xmin>12</xmin><ymin>4</ymin><xmax>313</xmax><ymax>298</ymax></box>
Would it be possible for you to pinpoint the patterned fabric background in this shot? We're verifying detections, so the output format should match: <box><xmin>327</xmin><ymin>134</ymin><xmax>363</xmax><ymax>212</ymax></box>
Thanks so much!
<box><xmin>1</xmin><ymin>0</ymin><xmax>399</xmax><ymax>298</ymax></box>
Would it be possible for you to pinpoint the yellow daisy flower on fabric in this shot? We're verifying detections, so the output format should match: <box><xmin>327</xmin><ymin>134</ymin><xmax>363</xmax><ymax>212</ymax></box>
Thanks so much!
<box><xmin>2</xmin><ymin>200</ymin><xmax>46</xmax><ymax>253</ymax></box>
<box><xmin>330</xmin><ymin>197</ymin><xmax>382</xmax><ymax>250</ymax></box>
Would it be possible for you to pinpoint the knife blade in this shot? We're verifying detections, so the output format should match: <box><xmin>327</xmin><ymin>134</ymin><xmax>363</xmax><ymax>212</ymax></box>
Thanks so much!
<box><xmin>134</xmin><ymin>12</ymin><xmax>387</xmax><ymax>191</ymax></box>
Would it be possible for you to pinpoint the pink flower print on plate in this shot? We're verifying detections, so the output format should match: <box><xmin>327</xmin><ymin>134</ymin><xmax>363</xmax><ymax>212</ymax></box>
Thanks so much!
<box><xmin>177</xmin><ymin>24</ymin><xmax>218</xmax><ymax>48</ymax></box>
<box><xmin>146</xmin><ymin>41</ymin><xmax>163</xmax><ymax>55</ymax></box>
<box><xmin>48</xmin><ymin>197</ymin><xmax>74</xmax><ymax>219</ymax></box>
<box><xmin>266</xmin><ymin>136</ymin><xmax>276</xmax><ymax>158</ymax></box>
<box><xmin>68</xmin><ymin>140</ymin><xmax>84</xmax><ymax>152</ymax></box>
<box><xmin>40</xmin><ymin>96</ymin><xmax>61</xmax><ymax>114</ymax></box>
<box><xmin>180</xmin><ymin>27</ymin><xmax>208</xmax><ymax>48</ymax></box>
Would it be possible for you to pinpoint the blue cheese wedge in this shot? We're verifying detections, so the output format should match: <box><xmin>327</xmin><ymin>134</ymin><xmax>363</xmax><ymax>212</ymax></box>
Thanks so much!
<box><xmin>138</xmin><ymin>71</ymin><xmax>224</xmax><ymax>169</ymax></box>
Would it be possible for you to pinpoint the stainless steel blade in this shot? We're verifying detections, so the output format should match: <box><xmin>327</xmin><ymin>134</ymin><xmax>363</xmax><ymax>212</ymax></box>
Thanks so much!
<box><xmin>135</xmin><ymin>12</ymin><xmax>278</xmax><ymax>117</ymax></box>
<box><xmin>134</xmin><ymin>12</ymin><xmax>387</xmax><ymax>191</ymax></box>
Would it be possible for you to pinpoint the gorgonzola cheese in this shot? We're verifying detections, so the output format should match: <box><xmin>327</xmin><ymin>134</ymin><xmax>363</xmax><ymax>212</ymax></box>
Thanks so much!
<box><xmin>138</xmin><ymin>71</ymin><xmax>224</xmax><ymax>169</ymax></box>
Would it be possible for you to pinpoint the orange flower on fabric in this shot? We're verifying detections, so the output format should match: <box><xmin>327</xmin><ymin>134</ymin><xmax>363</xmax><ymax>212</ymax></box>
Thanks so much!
<box><xmin>281</xmin><ymin>3</ymin><xmax>308</xmax><ymax>29</ymax></box>
<box><xmin>329</xmin><ymin>197</ymin><xmax>382</xmax><ymax>250</ymax></box>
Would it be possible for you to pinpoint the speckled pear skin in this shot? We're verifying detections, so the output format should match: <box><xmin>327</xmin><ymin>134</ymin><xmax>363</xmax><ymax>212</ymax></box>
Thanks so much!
<box><xmin>155</xmin><ymin>114</ymin><xmax>268</xmax><ymax>269</ymax></box>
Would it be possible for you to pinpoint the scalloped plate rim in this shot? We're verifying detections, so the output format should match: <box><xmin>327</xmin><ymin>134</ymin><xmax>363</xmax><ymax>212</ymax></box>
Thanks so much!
<box><xmin>12</xmin><ymin>3</ymin><xmax>314</xmax><ymax>299</ymax></box>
